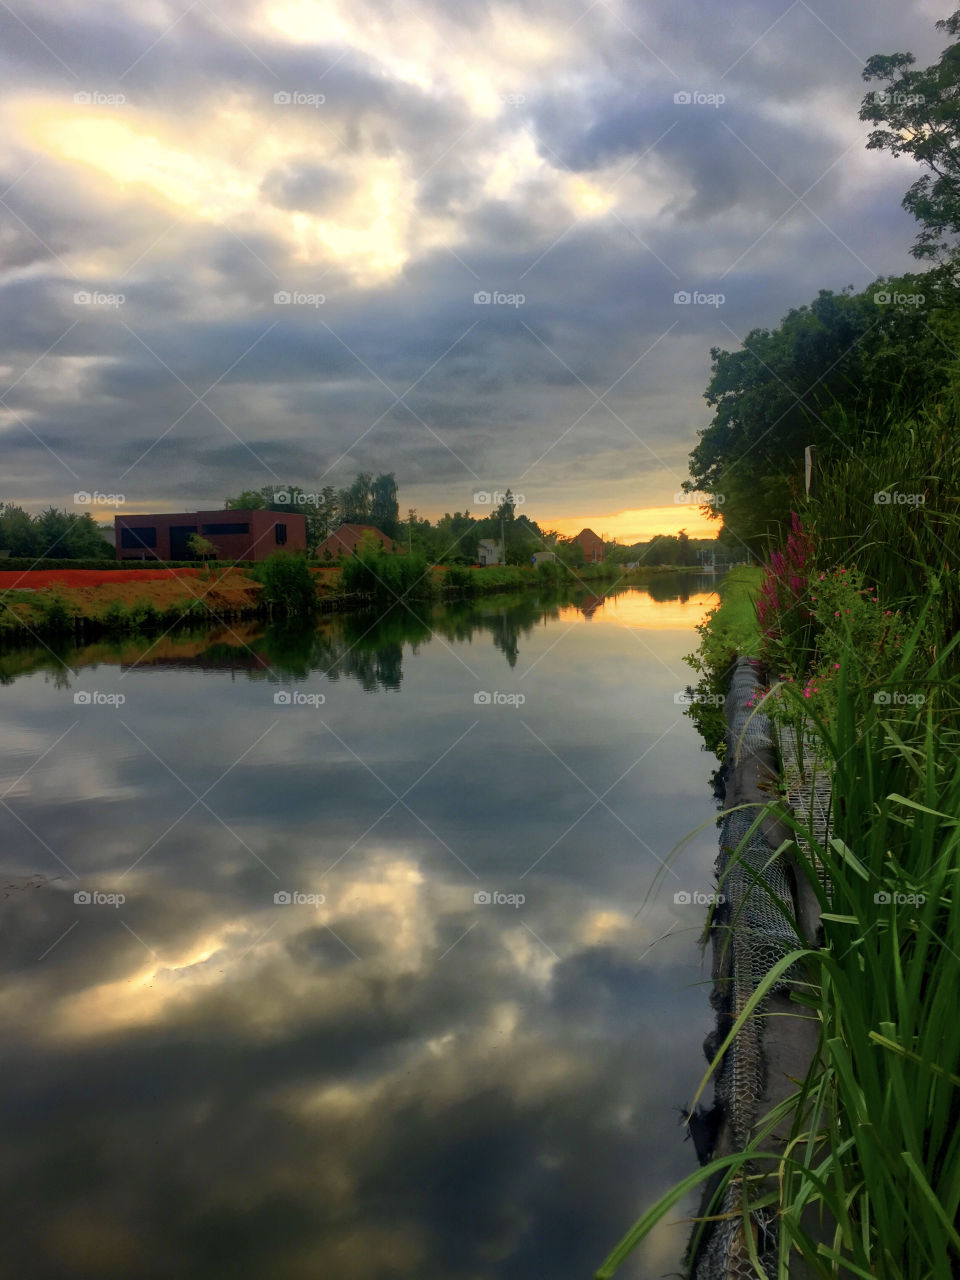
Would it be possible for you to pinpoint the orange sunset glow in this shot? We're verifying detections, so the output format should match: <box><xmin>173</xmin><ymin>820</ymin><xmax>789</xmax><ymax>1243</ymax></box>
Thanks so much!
<box><xmin>549</xmin><ymin>504</ymin><xmax>722</xmax><ymax>544</ymax></box>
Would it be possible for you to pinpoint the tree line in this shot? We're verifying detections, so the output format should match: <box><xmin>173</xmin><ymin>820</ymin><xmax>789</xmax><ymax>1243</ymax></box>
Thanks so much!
<box><xmin>688</xmin><ymin>8</ymin><xmax>960</xmax><ymax>555</ymax></box>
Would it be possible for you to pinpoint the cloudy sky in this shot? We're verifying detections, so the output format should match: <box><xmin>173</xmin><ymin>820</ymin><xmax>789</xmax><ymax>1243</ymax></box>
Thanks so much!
<box><xmin>0</xmin><ymin>0</ymin><xmax>945</xmax><ymax>542</ymax></box>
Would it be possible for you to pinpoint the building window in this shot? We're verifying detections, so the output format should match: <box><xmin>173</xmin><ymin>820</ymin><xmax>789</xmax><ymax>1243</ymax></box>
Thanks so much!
<box><xmin>275</xmin><ymin>522</ymin><xmax>287</xmax><ymax>545</ymax></box>
<box><xmin>200</xmin><ymin>522</ymin><xmax>250</xmax><ymax>535</ymax></box>
<box><xmin>120</xmin><ymin>526</ymin><xmax>157</xmax><ymax>549</ymax></box>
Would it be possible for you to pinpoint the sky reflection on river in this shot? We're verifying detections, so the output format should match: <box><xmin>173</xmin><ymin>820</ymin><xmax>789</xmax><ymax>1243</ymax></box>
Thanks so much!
<box><xmin>0</xmin><ymin>576</ymin><xmax>723</xmax><ymax>1280</ymax></box>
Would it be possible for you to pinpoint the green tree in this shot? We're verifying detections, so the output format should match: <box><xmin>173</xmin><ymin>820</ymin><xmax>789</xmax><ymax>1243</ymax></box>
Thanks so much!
<box><xmin>259</xmin><ymin>553</ymin><xmax>318</xmax><ymax>615</ymax></box>
<box><xmin>687</xmin><ymin>280</ymin><xmax>957</xmax><ymax>552</ymax></box>
<box><xmin>861</xmin><ymin>11</ymin><xmax>960</xmax><ymax>265</ymax></box>
<box><xmin>0</xmin><ymin>504</ymin><xmax>40</xmax><ymax>557</ymax></box>
<box><xmin>339</xmin><ymin>473</ymin><xmax>372</xmax><ymax>524</ymax></box>
<box><xmin>370</xmin><ymin>473</ymin><xmax>400</xmax><ymax>537</ymax></box>
<box><xmin>187</xmin><ymin>533</ymin><xmax>217</xmax><ymax>561</ymax></box>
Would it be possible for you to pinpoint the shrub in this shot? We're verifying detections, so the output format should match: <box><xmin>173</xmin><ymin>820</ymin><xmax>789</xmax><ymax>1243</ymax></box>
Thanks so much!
<box><xmin>258</xmin><ymin>553</ymin><xmax>319</xmax><ymax>615</ymax></box>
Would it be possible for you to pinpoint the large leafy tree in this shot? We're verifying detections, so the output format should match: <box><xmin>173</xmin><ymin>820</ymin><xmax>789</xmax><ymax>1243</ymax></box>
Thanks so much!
<box><xmin>861</xmin><ymin>11</ymin><xmax>960</xmax><ymax>266</ymax></box>
<box><xmin>687</xmin><ymin>278</ymin><xmax>957</xmax><ymax>552</ymax></box>
<box><xmin>370</xmin><ymin>472</ymin><xmax>400</xmax><ymax>537</ymax></box>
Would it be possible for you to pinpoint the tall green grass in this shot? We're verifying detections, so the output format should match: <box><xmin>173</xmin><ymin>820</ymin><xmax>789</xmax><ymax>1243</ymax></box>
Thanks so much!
<box><xmin>805</xmin><ymin>399</ymin><xmax>960</xmax><ymax>670</ymax></box>
<box><xmin>597</xmin><ymin>605</ymin><xmax>960</xmax><ymax>1279</ymax></box>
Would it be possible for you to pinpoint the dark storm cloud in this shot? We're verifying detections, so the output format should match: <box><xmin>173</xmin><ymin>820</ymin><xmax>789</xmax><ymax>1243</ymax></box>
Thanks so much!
<box><xmin>0</xmin><ymin>0</ymin><xmax>942</xmax><ymax>516</ymax></box>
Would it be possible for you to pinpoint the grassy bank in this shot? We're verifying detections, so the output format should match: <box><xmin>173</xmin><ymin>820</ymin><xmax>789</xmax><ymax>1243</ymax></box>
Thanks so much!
<box><xmin>682</xmin><ymin>565</ymin><xmax>762</xmax><ymax>756</ymax></box>
<box><xmin>0</xmin><ymin>556</ymin><xmax>711</xmax><ymax>644</ymax></box>
<box><xmin>600</xmin><ymin>471</ymin><xmax>960</xmax><ymax>1275</ymax></box>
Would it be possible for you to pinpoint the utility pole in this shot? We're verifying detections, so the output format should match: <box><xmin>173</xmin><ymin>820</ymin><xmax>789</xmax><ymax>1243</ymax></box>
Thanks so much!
<box><xmin>804</xmin><ymin>445</ymin><xmax>817</xmax><ymax>498</ymax></box>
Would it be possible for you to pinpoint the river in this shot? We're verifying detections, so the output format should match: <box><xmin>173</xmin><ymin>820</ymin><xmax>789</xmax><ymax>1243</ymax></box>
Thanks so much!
<box><xmin>0</xmin><ymin>575</ymin><xmax>722</xmax><ymax>1280</ymax></box>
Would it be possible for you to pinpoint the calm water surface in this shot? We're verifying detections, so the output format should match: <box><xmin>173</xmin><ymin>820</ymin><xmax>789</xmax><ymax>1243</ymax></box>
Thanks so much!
<box><xmin>1</xmin><ymin>577</ymin><xmax>723</xmax><ymax>1280</ymax></box>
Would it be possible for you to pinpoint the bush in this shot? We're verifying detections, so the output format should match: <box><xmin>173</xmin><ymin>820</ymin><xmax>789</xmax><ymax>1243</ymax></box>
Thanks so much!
<box><xmin>339</xmin><ymin>546</ymin><xmax>433</xmax><ymax>601</ymax></box>
<box><xmin>443</xmin><ymin>565</ymin><xmax>476</xmax><ymax>596</ymax></box>
<box><xmin>258</xmin><ymin>553</ymin><xmax>319</xmax><ymax>615</ymax></box>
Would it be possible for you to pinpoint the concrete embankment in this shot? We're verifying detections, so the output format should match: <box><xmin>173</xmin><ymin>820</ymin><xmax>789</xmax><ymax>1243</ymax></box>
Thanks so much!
<box><xmin>687</xmin><ymin>656</ymin><xmax>825</xmax><ymax>1280</ymax></box>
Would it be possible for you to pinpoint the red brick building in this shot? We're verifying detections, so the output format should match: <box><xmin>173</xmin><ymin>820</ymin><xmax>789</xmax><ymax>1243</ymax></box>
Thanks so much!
<box><xmin>314</xmin><ymin>524</ymin><xmax>396</xmax><ymax>560</ymax></box>
<box><xmin>114</xmin><ymin>509</ymin><xmax>306</xmax><ymax>561</ymax></box>
<box><xmin>574</xmin><ymin>527</ymin><xmax>605</xmax><ymax>563</ymax></box>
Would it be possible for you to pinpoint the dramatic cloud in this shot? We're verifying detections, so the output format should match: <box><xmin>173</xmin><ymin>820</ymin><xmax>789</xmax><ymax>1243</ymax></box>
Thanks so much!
<box><xmin>0</xmin><ymin>0</ymin><xmax>944</xmax><ymax>528</ymax></box>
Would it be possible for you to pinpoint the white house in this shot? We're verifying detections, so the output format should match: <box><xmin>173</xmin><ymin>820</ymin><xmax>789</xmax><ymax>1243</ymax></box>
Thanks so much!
<box><xmin>477</xmin><ymin>538</ymin><xmax>504</xmax><ymax>566</ymax></box>
<box><xmin>532</xmin><ymin>551</ymin><xmax>557</xmax><ymax>565</ymax></box>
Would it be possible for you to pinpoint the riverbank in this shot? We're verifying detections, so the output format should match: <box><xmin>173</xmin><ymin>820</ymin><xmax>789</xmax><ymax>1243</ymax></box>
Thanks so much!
<box><xmin>0</xmin><ymin>559</ymin><xmax>708</xmax><ymax>644</ymax></box>
<box><xmin>598</xmin><ymin>508</ymin><xmax>960</xmax><ymax>1277</ymax></box>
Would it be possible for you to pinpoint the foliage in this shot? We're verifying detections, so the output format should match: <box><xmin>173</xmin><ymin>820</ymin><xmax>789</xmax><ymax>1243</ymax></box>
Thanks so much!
<box><xmin>186</xmin><ymin>533</ymin><xmax>217</xmax><ymax>560</ymax></box>
<box><xmin>257</xmin><ymin>553</ymin><xmax>319</xmax><ymax>615</ymax></box>
<box><xmin>0</xmin><ymin>504</ymin><xmax>113</xmax><ymax>559</ymax></box>
<box><xmin>687</xmin><ymin>277</ymin><xmax>960</xmax><ymax>551</ymax></box>
<box><xmin>602</xmin><ymin>613</ymin><xmax>960</xmax><ymax>1280</ymax></box>
<box><xmin>803</xmin><ymin>400</ymin><xmax>960</xmax><ymax>672</ymax></box>
<box><xmin>861</xmin><ymin>10</ymin><xmax>960</xmax><ymax>264</ymax></box>
<box><xmin>683</xmin><ymin>566</ymin><xmax>763</xmax><ymax>755</ymax></box>
<box><xmin>338</xmin><ymin>542</ymin><xmax>434</xmax><ymax>602</ymax></box>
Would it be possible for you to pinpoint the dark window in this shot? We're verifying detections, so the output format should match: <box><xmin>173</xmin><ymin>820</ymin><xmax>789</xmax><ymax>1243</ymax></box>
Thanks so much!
<box><xmin>275</xmin><ymin>522</ymin><xmax>287</xmax><ymax>545</ymax></box>
<box><xmin>201</xmin><ymin>522</ymin><xmax>250</xmax><ymax>535</ymax></box>
<box><xmin>120</xmin><ymin>526</ymin><xmax>157</xmax><ymax>549</ymax></box>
